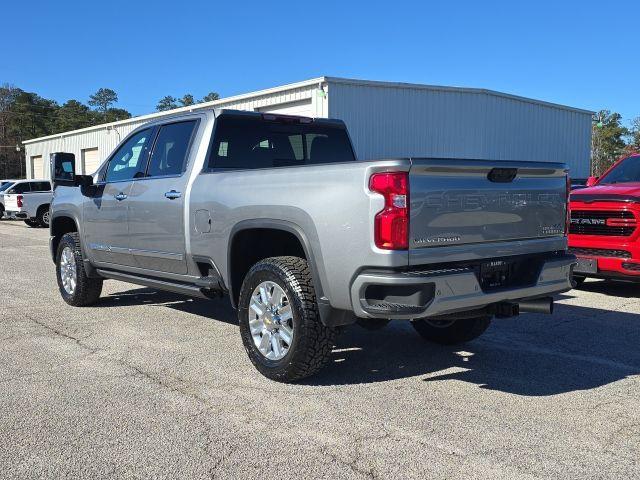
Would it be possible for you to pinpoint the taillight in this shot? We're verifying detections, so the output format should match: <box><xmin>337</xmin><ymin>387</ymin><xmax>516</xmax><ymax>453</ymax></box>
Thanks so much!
<box><xmin>16</xmin><ymin>195</ymin><xmax>23</xmax><ymax>208</ymax></box>
<box><xmin>369</xmin><ymin>172</ymin><xmax>409</xmax><ymax>250</ymax></box>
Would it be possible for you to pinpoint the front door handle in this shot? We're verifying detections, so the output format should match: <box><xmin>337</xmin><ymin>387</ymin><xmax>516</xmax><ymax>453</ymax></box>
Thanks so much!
<box><xmin>164</xmin><ymin>190</ymin><xmax>182</xmax><ymax>200</ymax></box>
<box><xmin>115</xmin><ymin>192</ymin><xmax>128</xmax><ymax>201</ymax></box>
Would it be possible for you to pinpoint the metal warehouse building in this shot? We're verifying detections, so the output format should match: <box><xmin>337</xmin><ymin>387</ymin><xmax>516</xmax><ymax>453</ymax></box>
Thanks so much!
<box><xmin>23</xmin><ymin>77</ymin><xmax>593</xmax><ymax>178</ymax></box>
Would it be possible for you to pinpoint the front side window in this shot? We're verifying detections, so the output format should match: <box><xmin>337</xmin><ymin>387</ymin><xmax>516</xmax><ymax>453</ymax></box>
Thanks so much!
<box><xmin>147</xmin><ymin>121</ymin><xmax>197</xmax><ymax>177</ymax></box>
<box><xmin>105</xmin><ymin>129</ymin><xmax>153</xmax><ymax>182</ymax></box>
<box><xmin>599</xmin><ymin>156</ymin><xmax>640</xmax><ymax>185</ymax></box>
<box><xmin>207</xmin><ymin>115</ymin><xmax>355</xmax><ymax>170</ymax></box>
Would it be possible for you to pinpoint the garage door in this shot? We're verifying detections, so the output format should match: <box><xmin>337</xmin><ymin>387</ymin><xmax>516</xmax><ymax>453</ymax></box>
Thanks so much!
<box><xmin>257</xmin><ymin>99</ymin><xmax>314</xmax><ymax>117</ymax></box>
<box><xmin>82</xmin><ymin>148</ymin><xmax>100</xmax><ymax>174</ymax></box>
<box><xmin>31</xmin><ymin>156</ymin><xmax>44</xmax><ymax>179</ymax></box>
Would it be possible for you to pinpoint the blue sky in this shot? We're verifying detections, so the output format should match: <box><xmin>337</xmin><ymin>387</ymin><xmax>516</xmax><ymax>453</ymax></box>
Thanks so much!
<box><xmin>4</xmin><ymin>0</ymin><xmax>639</xmax><ymax>125</ymax></box>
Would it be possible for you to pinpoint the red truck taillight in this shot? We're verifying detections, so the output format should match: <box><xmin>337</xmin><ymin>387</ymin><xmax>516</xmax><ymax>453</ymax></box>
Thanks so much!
<box><xmin>369</xmin><ymin>172</ymin><xmax>409</xmax><ymax>250</ymax></box>
<box><xmin>16</xmin><ymin>195</ymin><xmax>23</xmax><ymax>208</ymax></box>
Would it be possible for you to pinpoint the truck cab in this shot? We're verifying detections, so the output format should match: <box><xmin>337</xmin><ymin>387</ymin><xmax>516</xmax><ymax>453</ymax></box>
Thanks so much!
<box><xmin>570</xmin><ymin>154</ymin><xmax>640</xmax><ymax>282</ymax></box>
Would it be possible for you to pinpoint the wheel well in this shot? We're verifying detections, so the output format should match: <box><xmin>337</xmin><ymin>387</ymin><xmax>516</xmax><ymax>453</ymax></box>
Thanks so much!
<box><xmin>51</xmin><ymin>216</ymin><xmax>78</xmax><ymax>255</ymax></box>
<box><xmin>37</xmin><ymin>204</ymin><xmax>50</xmax><ymax>215</ymax></box>
<box><xmin>229</xmin><ymin>228</ymin><xmax>306</xmax><ymax>307</ymax></box>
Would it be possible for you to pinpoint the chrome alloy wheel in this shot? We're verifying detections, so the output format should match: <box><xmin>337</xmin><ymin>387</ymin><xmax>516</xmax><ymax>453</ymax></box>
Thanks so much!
<box><xmin>249</xmin><ymin>281</ymin><xmax>294</xmax><ymax>361</ymax></box>
<box><xmin>60</xmin><ymin>246</ymin><xmax>77</xmax><ymax>295</ymax></box>
<box><xmin>42</xmin><ymin>209</ymin><xmax>50</xmax><ymax>226</ymax></box>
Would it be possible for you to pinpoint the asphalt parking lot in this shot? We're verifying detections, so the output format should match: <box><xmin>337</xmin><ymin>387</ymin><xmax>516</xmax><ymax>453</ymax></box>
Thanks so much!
<box><xmin>0</xmin><ymin>221</ymin><xmax>639</xmax><ymax>479</ymax></box>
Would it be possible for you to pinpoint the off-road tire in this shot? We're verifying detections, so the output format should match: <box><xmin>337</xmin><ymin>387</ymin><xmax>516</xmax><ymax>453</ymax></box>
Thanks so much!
<box><xmin>36</xmin><ymin>205</ymin><xmax>50</xmax><ymax>228</ymax></box>
<box><xmin>238</xmin><ymin>256</ymin><xmax>337</xmax><ymax>382</ymax></box>
<box><xmin>24</xmin><ymin>219</ymin><xmax>39</xmax><ymax>227</ymax></box>
<box><xmin>56</xmin><ymin>232</ymin><xmax>103</xmax><ymax>306</ymax></box>
<box><xmin>412</xmin><ymin>316</ymin><xmax>492</xmax><ymax>345</ymax></box>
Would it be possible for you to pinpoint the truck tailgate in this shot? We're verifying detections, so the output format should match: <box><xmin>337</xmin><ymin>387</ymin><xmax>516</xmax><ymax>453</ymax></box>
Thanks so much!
<box><xmin>3</xmin><ymin>194</ymin><xmax>19</xmax><ymax>211</ymax></box>
<box><xmin>409</xmin><ymin>159</ymin><xmax>568</xmax><ymax>261</ymax></box>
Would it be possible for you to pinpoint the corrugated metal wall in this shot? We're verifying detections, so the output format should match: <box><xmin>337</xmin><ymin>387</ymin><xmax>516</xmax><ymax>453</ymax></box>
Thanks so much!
<box><xmin>24</xmin><ymin>78</ymin><xmax>591</xmax><ymax>179</ymax></box>
<box><xmin>24</xmin><ymin>83</ymin><xmax>325</xmax><ymax>179</ymax></box>
<box><xmin>327</xmin><ymin>81</ymin><xmax>592</xmax><ymax>176</ymax></box>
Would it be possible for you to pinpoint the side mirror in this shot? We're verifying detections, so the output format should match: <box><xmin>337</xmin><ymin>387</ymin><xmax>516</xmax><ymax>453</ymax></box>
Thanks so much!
<box><xmin>51</xmin><ymin>152</ymin><xmax>93</xmax><ymax>188</ymax></box>
<box><xmin>51</xmin><ymin>152</ymin><xmax>76</xmax><ymax>188</ymax></box>
<box><xmin>586</xmin><ymin>176</ymin><xmax>599</xmax><ymax>187</ymax></box>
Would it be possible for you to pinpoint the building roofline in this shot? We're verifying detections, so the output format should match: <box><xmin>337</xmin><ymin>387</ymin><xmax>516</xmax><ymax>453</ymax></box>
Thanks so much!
<box><xmin>23</xmin><ymin>77</ymin><xmax>328</xmax><ymax>144</ymax></box>
<box><xmin>324</xmin><ymin>76</ymin><xmax>595</xmax><ymax>115</ymax></box>
<box><xmin>23</xmin><ymin>75</ymin><xmax>593</xmax><ymax>145</ymax></box>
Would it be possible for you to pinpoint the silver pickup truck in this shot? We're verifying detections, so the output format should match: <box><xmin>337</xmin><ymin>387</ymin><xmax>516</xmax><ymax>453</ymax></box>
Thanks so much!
<box><xmin>50</xmin><ymin>109</ymin><xmax>575</xmax><ymax>381</ymax></box>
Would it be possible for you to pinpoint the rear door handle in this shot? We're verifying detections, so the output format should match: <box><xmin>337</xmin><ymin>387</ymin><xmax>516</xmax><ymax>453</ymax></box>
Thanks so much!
<box><xmin>164</xmin><ymin>190</ymin><xmax>182</xmax><ymax>200</ymax></box>
<box><xmin>115</xmin><ymin>192</ymin><xmax>128</xmax><ymax>201</ymax></box>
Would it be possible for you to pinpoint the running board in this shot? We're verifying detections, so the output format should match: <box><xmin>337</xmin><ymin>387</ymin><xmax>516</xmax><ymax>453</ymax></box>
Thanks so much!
<box><xmin>95</xmin><ymin>269</ymin><xmax>210</xmax><ymax>299</ymax></box>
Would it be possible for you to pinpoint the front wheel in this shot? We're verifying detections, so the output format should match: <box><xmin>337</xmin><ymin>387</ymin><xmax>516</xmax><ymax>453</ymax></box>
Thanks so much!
<box><xmin>412</xmin><ymin>316</ymin><xmax>491</xmax><ymax>345</ymax></box>
<box><xmin>238</xmin><ymin>256</ymin><xmax>337</xmax><ymax>382</ymax></box>
<box><xmin>56</xmin><ymin>233</ymin><xmax>103</xmax><ymax>306</ymax></box>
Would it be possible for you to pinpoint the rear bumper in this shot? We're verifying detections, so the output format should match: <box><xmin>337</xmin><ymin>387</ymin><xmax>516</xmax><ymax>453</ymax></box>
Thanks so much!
<box><xmin>350</xmin><ymin>253</ymin><xmax>576</xmax><ymax>319</ymax></box>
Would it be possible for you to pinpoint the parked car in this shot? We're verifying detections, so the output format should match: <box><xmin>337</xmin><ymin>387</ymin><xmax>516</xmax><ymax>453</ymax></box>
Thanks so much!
<box><xmin>3</xmin><ymin>179</ymin><xmax>53</xmax><ymax>227</ymax></box>
<box><xmin>570</xmin><ymin>154</ymin><xmax>640</xmax><ymax>284</ymax></box>
<box><xmin>0</xmin><ymin>180</ymin><xmax>18</xmax><ymax>219</ymax></box>
<box><xmin>49</xmin><ymin>109</ymin><xmax>575</xmax><ymax>382</ymax></box>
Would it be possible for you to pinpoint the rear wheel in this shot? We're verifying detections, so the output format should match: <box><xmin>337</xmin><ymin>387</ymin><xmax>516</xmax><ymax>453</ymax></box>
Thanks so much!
<box><xmin>55</xmin><ymin>232</ymin><xmax>103</xmax><ymax>306</ymax></box>
<box><xmin>24</xmin><ymin>219</ymin><xmax>39</xmax><ymax>228</ymax></box>
<box><xmin>0</xmin><ymin>204</ymin><xmax>4</xmax><ymax>219</ymax></box>
<box><xmin>412</xmin><ymin>316</ymin><xmax>491</xmax><ymax>345</ymax></box>
<box><xmin>37</xmin><ymin>205</ymin><xmax>50</xmax><ymax>228</ymax></box>
<box><xmin>238</xmin><ymin>256</ymin><xmax>337</xmax><ymax>382</ymax></box>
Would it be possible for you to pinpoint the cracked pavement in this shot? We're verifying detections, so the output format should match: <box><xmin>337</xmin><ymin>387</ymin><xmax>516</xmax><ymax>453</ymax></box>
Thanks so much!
<box><xmin>0</xmin><ymin>221</ymin><xmax>639</xmax><ymax>479</ymax></box>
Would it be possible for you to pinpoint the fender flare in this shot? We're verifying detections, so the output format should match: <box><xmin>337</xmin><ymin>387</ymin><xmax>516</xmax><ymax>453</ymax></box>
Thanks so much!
<box><xmin>227</xmin><ymin>218</ymin><xmax>329</xmax><ymax>309</ymax></box>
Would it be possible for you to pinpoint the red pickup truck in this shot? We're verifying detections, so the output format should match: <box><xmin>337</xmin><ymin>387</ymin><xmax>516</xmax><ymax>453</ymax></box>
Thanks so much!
<box><xmin>570</xmin><ymin>154</ymin><xmax>640</xmax><ymax>283</ymax></box>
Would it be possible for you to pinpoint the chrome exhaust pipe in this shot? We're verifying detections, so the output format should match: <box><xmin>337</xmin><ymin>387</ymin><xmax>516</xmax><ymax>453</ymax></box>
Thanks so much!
<box><xmin>518</xmin><ymin>297</ymin><xmax>554</xmax><ymax>314</ymax></box>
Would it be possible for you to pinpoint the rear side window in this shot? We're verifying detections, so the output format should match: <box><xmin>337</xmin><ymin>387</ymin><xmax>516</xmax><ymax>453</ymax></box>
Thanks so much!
<box><xmin>147</xmin><ymin>121</ymin><xmax>197</xmax><ymax>177</ymax></box>
<box><xmin>207</xmin><ymin>115</ymin><xmax>355</xmax><ymax>170</ymax></box>
<box><xmin>30</xmin><ymin>182</ymin><xmax>51</xmax><ymax>192</ymax></box>
<box><xmin>10</xmin><ymin>182</ymin><xmax>31</xmax><ymax>194</ymax></box>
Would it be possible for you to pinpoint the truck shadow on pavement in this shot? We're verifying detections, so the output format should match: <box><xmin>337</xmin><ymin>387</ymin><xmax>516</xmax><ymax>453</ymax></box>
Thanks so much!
<box><xmin>100</xmin><ymin>286</ymin><xmax>640</xmax><ymax>396</ymax></box>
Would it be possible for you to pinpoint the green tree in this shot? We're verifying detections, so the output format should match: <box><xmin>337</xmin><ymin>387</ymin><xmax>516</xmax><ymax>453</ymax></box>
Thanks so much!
<box><xmin>627</xmin><ymin>117</ymin><xmax>640</xmax><ymax>154</ymax></box>
<box><xmin>54</xmin><ymin>100</ymin><xmax>93</xmax><ymax>132</ymax></box>
<box><xmin>88</xmin><ymin>88</ymin><xmax>118</xmax><ymax>114</ymax></box>
<box><xmin>591</xmin><ymin>110</ymin><xmax>629</xmax><ymax>175</ymax></box>
<box><xmin>179</xmin><ymin>94</ymin><xmax>195</xmax><ymax>107</ymax></box>
<box><xmin>201</xmin><ymin>92</ymin><xmax>220</xmax><ymax>103</ymax></box>
<box><xmin>102</xmin><ymin>108</ymin><xmax>132</xmax><ymax>123</ymax></box>
<box><xmin>156</xmin><ymin>95</ymin><xmax>178</xmax><ymax>111</ymax></box>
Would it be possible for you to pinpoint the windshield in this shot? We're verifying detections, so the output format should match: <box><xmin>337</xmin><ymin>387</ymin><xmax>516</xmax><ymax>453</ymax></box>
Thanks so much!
<box><xmin>599</xmin><ymin>156</ymin><xmax>640</xmax><ymax>184</ymax></box>
<box><xmin>0</xmin><ymin>182</ymin><xmax>15</xmax><ymax>192</ymax></box>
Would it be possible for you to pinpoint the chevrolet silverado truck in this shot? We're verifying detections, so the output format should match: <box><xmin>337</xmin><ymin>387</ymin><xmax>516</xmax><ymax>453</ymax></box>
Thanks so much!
<box><xmin>49</xmin><ymin>109</ymin><xmax>575</xmax><ymax>381</ymax></box>
<box><xmin>3</xmin><ymin>179</ymin><xmax>52</xmax><ymax>227</ymax></box>
<box><xmin>570</xmin><ymin>154</ymin><xmax>640</xmax><ymax>283</ymax></box>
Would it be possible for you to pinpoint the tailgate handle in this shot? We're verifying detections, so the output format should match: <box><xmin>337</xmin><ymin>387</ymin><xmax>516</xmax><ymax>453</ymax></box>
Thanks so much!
<box><xmin>488</xmin><ymin>168</ymin><xmax>517</xmax><ymax>183</ymax></box>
